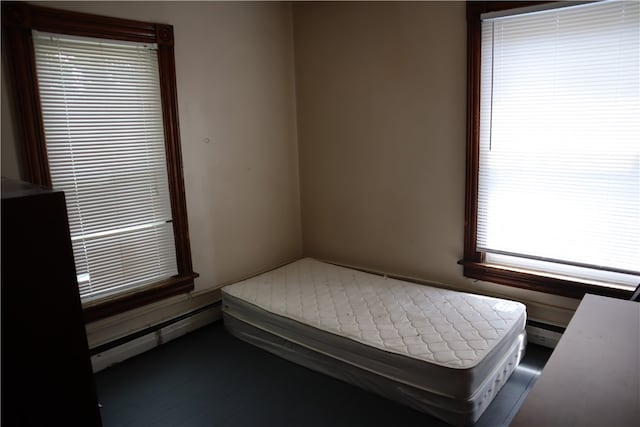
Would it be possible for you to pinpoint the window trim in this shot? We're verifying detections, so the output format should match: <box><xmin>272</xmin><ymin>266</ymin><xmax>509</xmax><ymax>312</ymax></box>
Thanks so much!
<box><xmin>2</xmin><ymin>2</ymin><xmax>198</xmax><ymax>322</ymax></box>
<box><xmin>461</xmin><ymin>1</ymin><xmax>633</xmax><ymax>301</ymax></box>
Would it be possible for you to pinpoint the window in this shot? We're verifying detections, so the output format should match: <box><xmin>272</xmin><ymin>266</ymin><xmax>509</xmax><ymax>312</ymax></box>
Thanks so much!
<box><xmin>33</xmin><ymin>31</ymin><xmax>180</xmax><ymax>302</ymax></box>
<box><xmin>463</xmin><ymin>0</ymin><xmax>639</xmax><ymax>299</ymax></box>
<box><xmin>3</xmin><ymin>3</ymin><xmax>197</xmax><ymax>321</ymax></box>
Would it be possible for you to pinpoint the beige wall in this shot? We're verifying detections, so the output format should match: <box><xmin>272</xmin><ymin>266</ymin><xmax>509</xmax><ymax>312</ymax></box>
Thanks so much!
<box><xmin>293</xmin><ymin>1</ymin><xmax>579</xmax><ymax>326</ymax></box>
<box><xmin>1</xmin><ymin>1</ymin><xmax>302</xmax><ymax>345</ymax></box>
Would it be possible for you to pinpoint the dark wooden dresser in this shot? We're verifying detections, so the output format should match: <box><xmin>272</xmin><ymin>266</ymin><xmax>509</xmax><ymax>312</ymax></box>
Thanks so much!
<box><xmin>1</xmin><ymin>177</ymin><xmax>102</xmax><ymax>426</ymax></box>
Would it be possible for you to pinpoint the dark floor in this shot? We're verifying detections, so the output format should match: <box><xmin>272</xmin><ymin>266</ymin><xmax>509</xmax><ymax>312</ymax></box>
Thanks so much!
<box><xmin>95</xmin><ymin>320</ymin><xmax>552</xmax><ymax>427</ymax></box>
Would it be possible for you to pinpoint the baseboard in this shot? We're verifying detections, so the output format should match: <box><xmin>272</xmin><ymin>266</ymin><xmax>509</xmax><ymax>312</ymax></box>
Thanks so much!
<box><xmin>90</xmin><ymin>303</ymin><xmax>222</xmax><ymax>373</ymax></box>
<box><xmin>526</xmin><ymin>320</ymin><xmax>564</xmax><ymax>349</ymax></box>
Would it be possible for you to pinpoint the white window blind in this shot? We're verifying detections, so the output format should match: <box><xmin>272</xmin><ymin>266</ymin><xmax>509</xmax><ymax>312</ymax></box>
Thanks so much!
<box><xmin>478</xmin><ymin>0</ymin><xmax>640</xmax><ymax>287</ymax></box>
<box><xmin>33</xmin><ymin>31</ymin><xmax>179</xmax><ymax>301</ymax></box>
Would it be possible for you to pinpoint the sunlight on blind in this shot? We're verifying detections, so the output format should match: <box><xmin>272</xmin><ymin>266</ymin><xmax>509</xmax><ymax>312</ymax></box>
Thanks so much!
<box><xmin>478</xmin><ymin>0</ymin><xmax>640</xmax><ymax>286</ymax></box>
<box><xmin>33</xmin><ymin>31</ymin><xmax>179</xmax><ymax>301</ymax></box>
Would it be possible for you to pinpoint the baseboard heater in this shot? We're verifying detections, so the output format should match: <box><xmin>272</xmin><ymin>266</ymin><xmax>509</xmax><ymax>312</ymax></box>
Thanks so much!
<box><xmin>525</xmin><ymin>320</ymin><xmax>565</xmax><ymax>349</ymax></box>
<box><xmin>89</xmin><ymin>301</ymin><xmax>222</xmax><ymax>373</ymax></box>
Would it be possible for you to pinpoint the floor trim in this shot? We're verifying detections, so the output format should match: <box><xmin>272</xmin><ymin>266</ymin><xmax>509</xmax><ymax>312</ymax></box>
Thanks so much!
<box><xmin>90</xmin><ymin>301</ymin><xmax>222</xmax><ymax>372</ymax></box>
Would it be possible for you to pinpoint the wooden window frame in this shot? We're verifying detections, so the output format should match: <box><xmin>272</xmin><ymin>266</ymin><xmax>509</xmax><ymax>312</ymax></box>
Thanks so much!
<box><xmin>2</xmin><ymin>2</ymin><xmax>198</xmax><ymax>322</ymax></box>
<box><xmin>461</xmin><ymin>1</ymin><xmax>633</xmax><ymax>301</ymax></box>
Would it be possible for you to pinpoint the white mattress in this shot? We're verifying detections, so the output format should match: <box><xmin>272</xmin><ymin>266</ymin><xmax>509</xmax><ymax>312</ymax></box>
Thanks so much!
<box><xmin>222</xmin><ymin>258</ymin><xmax>527</xmax><ymax>425</ymax></box>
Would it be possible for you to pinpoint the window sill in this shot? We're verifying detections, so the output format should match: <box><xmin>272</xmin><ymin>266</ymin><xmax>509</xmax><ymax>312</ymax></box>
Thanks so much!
<box><xmin>459</xmin><ymin>260</ymin><xmax>633</xmax><ymax>300</ymax></box>
<box><xmin>82</xmin><ymin>273</ymin><xmax>199</xmax><ymax>323</ymax></box>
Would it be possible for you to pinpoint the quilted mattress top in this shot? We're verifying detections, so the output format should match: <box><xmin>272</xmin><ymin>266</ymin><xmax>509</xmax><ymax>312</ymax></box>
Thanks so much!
<box><xmin>222</xmin><ymin>258</ymin><xmax>526</xmax><ymax>369</ymax></box>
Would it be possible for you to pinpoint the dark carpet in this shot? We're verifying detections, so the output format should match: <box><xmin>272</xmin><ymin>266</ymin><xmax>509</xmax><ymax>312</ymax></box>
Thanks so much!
<box><xmin>95</xmin><ymin>320</ymin><xmax>551</xmax><ymax>427</ymax></box>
